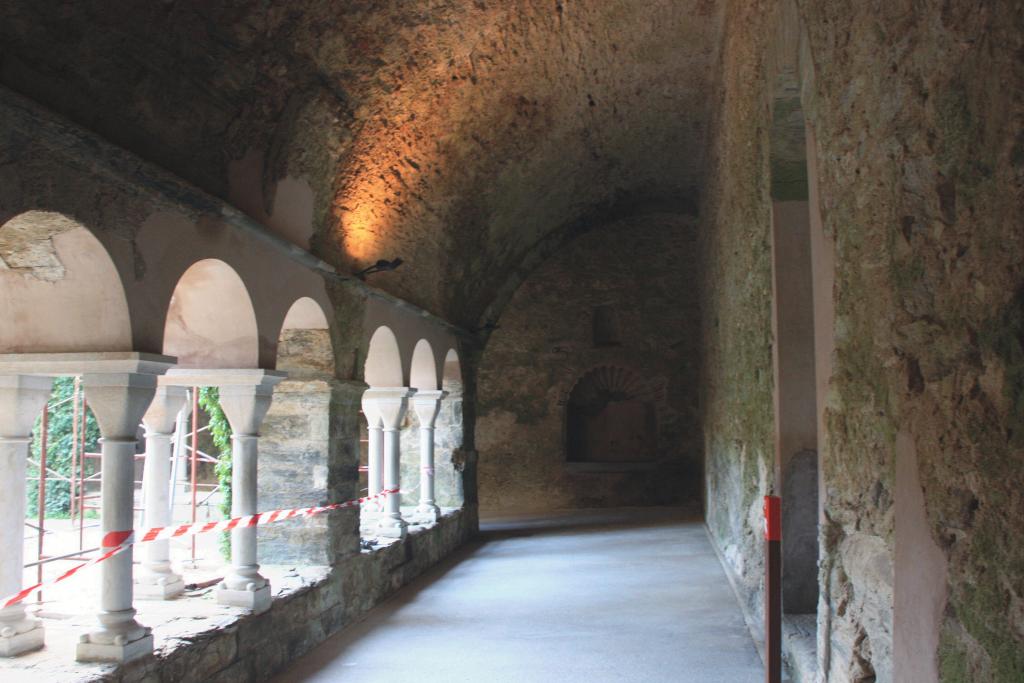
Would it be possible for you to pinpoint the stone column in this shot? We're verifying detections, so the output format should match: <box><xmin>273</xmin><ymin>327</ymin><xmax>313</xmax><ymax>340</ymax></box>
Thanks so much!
<box><xmin>412</xmin><ymin>390</ymin><xmax>447</xmax><ymax>524</ymax></box>
<box><xmin>77</xmin><ymin>370</ymin><xmax>162</xmax><ymax>663</ymax></box>
<box><xmin>361</xmin><ymin>392</ymin><xmax>384</xmax><ymax>528</ymax></box>
<box><xmin>0</xmin><ymin>375</ymin><xmax>53</xmax><ymax>657</ymax></box>
<box><xmin>215</xmin><ymin>375</ymin><xmax>282</xmax><ymax>614</ymax></box>
<box><xmin>375</xmin><ymin>388</ymin><xmax>414</xmax><ymax>539</ymax></box>
<box><xmin>135</xmin><ymin>385</ymin><xmax>187</xmax><ymax>599</ymax></box>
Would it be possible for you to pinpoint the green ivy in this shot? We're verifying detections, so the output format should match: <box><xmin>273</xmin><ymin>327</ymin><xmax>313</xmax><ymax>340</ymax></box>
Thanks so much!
<box><xmin>199</xmin><ymin>387</ymin><xmax>233</xmax><ymax>559</ymax></box>
<box><xmin>26</xmin><ymin>377</ymin><xmax>100</xmax><ymax>518</ymax></box>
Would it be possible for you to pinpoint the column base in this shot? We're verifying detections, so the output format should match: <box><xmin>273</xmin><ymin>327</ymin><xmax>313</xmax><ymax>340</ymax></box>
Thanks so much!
<box><xmin>412</xmin><ymin>505</ymin><xmax>441</xmax><ymax>525</ymax></box>
<box><xmin>0</xmin><ymin>620</ymin><xmax>44</xmax><ymax>657</ymax></box>
<box><xmin>134</xmin><ymin>573</ymin><xmax>185</xmax><ymax>600</ymax></box>
<box><xmin>216</xmin><ymin>583</ymin><xmax>272</xmax><ymax>614</ymax></box>
<box><xmin>76</xmin><ymin>632</ymin><xmax>153</xmax><ymax>663</ymax></box>
<box><xmin>376</xmin><ymin>517</ymin><xmax>408</xmax><ymax>539</ymax></box>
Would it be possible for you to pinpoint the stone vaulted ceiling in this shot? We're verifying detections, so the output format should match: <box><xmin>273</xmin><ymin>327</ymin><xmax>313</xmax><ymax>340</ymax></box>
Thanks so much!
<box><xmin>0</xmin><ymin>0</ymin><xmax>723</xmax><ymax>326</ymax></box>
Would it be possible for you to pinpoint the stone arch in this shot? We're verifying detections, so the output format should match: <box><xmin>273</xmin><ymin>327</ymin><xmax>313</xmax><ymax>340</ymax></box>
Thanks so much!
<box><xmin>275</xmin><ymin>297</ymin><xmax>335</xmax><ymax>378</ymax></box>
<box><xmin>564</xmin><ymin>365</ymin><xmax>658</xmax><ymax>464</ymax></box>
<box><xmin>364</xmin><ymin>326</ymin><xmax>403</xmax><ymax>387</ymax></box>
<box><xmin>162</xmin><ymin>259</ymin><xmax>259</xmax><ymax>368</ymax></box>
<box><xmin>0</xmin><ymin>211</ymin><xmax>132</xmax><ymax>354</ymax></box>
<box><xmin>409</xmin><ymin>339</ymin><xmax>438</xmax><ymax>391</ymax></box>
<box><xmin>442</xmin><ymin>348</ymin><xmax>463</xmax><ymax>392</ymax></box>
<box><xmin>399</xmin><ymin>339</ymin><xmax>438</xmax><ymax>500</ymax></box>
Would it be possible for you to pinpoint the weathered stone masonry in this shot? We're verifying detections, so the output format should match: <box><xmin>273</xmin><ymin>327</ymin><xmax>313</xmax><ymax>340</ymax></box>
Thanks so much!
<box><xmin>701</xmin><ymin>1</ymin><xmax>1024</xmax><ymax>681</ymax></box>
<box><xmin>97</xmin><ymin>512</ymin><xmax>473</xmax><ymax>683</ymax></box>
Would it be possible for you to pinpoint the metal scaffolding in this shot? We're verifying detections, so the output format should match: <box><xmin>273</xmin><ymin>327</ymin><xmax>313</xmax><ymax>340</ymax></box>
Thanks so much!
<box><xmin>24</xmin><ymin>381</ymin><xmax>224</xmax><ymax>603</ymax></box>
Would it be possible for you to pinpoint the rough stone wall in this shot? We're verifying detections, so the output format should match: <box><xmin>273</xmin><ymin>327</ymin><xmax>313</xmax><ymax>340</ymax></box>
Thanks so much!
<box><xmin>259</xmin><ymin>379</ymin><xmax>362</xmax><ymax>565</ymax></box>
<box><xmin>702</xmin><ymin>1</ymin><xmax>1024</xmax><ymax>681</ymax></box>
<box><xmin>476</xmin><ymin>213</ymin><xmax>702</xmax><ymax>514</ymax></box>
<box><xmin>0</xmin><ymin>1</ymin><xmax>723</xmax><ymax>326</ymax></box>
<box><xmin>698</xmin><ymin>0</ymin><xmax>777</xmax><ymax>651</ymax></box>
<box><xmin>434</xmin><ymin>386</ymin><xmax>466</xmax><ymax>508</ymax></box>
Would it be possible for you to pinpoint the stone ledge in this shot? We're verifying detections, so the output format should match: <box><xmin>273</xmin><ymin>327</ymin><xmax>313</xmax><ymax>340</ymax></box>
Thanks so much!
<box><xmin>2</xmin><ymin>508</ymin><xmax>473</xmax><ymax>683</ymax></box>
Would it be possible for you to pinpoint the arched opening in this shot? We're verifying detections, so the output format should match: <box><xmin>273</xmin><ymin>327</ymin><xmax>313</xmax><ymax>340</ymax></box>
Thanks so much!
<box><xmin>360</xmin><ymin>326</ymin><xmax>405</xmax><ymax>535</ymax></box>
<box><xmin>158</xmin><ymin>260</ymin><xmax>261</xmax><ymax>580</ymax></box>
<box><xmin>162</xmin><ymin>259</ymin><xmax>259</xmax><ymax>368</ymax></box>
<box><xmin>259</xmin><ymin>297</ymin><xmax>341</xmax><ymax>565</ymax></box>
<box><xmin>442</xmin><ymin>349</ymin><xmax>462</xmax><ymax>392</ymax></box>
<box><xmin>769</xmin><ymin>64</ymin><xmax>820</xmax><ymax>617</ymax></box>
<box><xmin>1</xmin><ymin>213</ymin><xmax>134</xmax><ymax>655</ymax></box>
<box><xmin>435</xmin><ymin>348</ymin><xmax>466</xmax><ymax>508</ymax></box>
<box><xmin>0</xmin><ymin>211</ymin><xmax>132</xmax><ymax>353</ymax></box>
<box><xmin>275</xmin><ymin>297</ymin><xmax>335</xmax><ymax>378</ymax></box>
<box><xmin>364</xmin><ymin>326</ymin><xmax>403</xmax><ymax>388</ymax></box>
<box><xmin>565</xmin><ymin>366</ymin><xmax>657</xmax><ymax>465</ymax></box>
<box><xmin>400</xmin><ymin>340</ymin><xmax>438</xmax><ymax>504</ymax></box>
<box><xmin>409</xmin><ymin>339</ymin><xmax>438</xmax><ymax>390</ymax></box>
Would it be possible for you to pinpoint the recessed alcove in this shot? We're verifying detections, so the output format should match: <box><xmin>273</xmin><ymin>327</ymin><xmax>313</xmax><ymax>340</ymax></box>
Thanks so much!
<box><xmin>565</xmin><ymin>365</ymin><xmax>657</xmax><ymax>470</ymax></box>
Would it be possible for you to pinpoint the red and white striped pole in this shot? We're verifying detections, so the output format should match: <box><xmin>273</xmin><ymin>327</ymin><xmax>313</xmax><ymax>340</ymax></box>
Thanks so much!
<box><xmin>764</xmin><ymin>495</ymin><xmax>782</xmax><ymax>683</ymax></box>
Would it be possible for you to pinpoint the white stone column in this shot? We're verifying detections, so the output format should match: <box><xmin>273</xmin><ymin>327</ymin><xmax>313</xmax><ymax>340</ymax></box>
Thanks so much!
<box><xmin>135</xmin><ymin>385</ymin><xmax>186</xmax><ymax>599</ymax></box>
<box><xmin>374</xmin><ymin>388</ymin><xmax>414</xmax><ymax>539</ymax></box>
<box><xmin>412</xmin><ymin>390</ymin><xmax>447</xmax><ymax>524</ymax></box>
<box><xmin>215</xmin><ymin>374</ymin><xmax>282</xmax><ymax>614</ymax></box>
<box><xmin>0</xmin><ymin>375</ymin><xmax>53</xmax><ymax>657</ymax></box>
<box><xmin>361</xmin><ymin>392</ymin><xmax>384</xmax><ymax>527</ymax></box>
<box><xmin>77</xmin><ymin>370</ymin><xmax>163</xmax><ymax>663</ymax></box>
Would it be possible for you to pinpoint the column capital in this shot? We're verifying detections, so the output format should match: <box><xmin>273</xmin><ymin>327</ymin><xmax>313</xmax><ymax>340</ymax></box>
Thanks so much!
<box><xmin>161</xmin><ymin>368</ymin><xmax>286</xmax><ymax>435</ymax></box>
<box><xmin>142</xmin><ymin>385</ymin><xmax>188</xmax><ymax>435</ymax></box>
<box><xmin>412</xmin><ymin>390</ymin><xmax>449</xmax><ymax>427</ymax></box>
<box><xmin>82</xmin><ymin>359</ymin><xmax>176</xmax><ymax>441</ymax></box>
<box><xmin>362</xmin><ymin>387</ymin><xmax>415</xmax><ymax>430</ymax></box>
<box><xmin>0</xmin><ymin>375</ymin><xmax>54</xmax><ymax>438</ymax></box>
<box><xmin>361</xmin><ymin>391</ymin><xmax>384</xmax><ymax>428</ymax></box>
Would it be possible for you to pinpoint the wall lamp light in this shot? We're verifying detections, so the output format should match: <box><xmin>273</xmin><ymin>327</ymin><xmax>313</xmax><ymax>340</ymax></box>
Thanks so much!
<box><xmin>355</xmin><ymin>257</ymin><xmax>404</xmax><ymax>280</ymax></box>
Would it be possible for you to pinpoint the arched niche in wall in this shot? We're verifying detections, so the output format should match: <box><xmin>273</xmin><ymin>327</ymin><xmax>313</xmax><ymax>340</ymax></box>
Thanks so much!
<box><xmin>0</xmin><ymin>211</ymin><xmax>132</xmax><ymax>353</ymax></box>
<box><xmin>260</xmin><ymin>296</ymin><xmax>340</xmax><ymax>565</ymax></box>
<box><xmin>162</xmin><ymin>259</ymin><xmax>259</xmax><ymax>368</ymax></box>
<box><xmin>364</xmin><ymin>326</ymin><xmax>403</xmax><ymax>388</ymax></box>
<box><xmin>565</xmin><ymin>366</ymin><xmax>657</xmax><ymax>465</ymax></box>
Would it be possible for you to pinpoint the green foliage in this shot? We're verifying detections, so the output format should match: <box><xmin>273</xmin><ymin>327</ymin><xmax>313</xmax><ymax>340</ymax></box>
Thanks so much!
<box><xmin>26</xmin><ymin>377</ymin><xmax>100</xmax><ymax>518</ymax></box>
<box><xmin>199</xmin><ymin>387</ymin><xmax>233</xmax><ymax>558</ymax></box>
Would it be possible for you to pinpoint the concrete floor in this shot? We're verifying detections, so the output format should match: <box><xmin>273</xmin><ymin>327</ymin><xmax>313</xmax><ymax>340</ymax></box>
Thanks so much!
<box><xmin>276</xmin><ymin>508</ymin><xmax>763</xmax><ymax>683</ymax></box>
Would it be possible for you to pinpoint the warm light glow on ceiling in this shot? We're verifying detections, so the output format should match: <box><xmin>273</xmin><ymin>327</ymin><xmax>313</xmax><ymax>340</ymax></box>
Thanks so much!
<box><xmin>339</xmin><ymin>200</ymin><xmax>386</xmax><ymax>264</ymax></box>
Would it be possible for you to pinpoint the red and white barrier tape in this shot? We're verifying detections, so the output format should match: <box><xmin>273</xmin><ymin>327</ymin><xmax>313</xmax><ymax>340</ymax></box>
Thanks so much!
<box><xmin>3</xmin><ymin>488</ymin><xmax>400</xmax><ymax>609</ymax></box>
<box><xmin>3</xmin><ymin>544</ymin><xmax>132</xmax><ymax>610</ymax></box>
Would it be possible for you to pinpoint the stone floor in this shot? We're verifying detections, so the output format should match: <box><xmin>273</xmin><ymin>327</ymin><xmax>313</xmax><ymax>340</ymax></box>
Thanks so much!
<box><xmin>275</xmin><ymin>508</ymin><xmax>764</xmax><ymax>683</ymax></box>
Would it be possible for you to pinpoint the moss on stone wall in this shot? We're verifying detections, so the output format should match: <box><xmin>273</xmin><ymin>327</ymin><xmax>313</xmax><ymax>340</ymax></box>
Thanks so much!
<box><xmin>698</xmin><ymin>1</ymin><xmax>1024</xmax><ymax>680</ymax></box>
